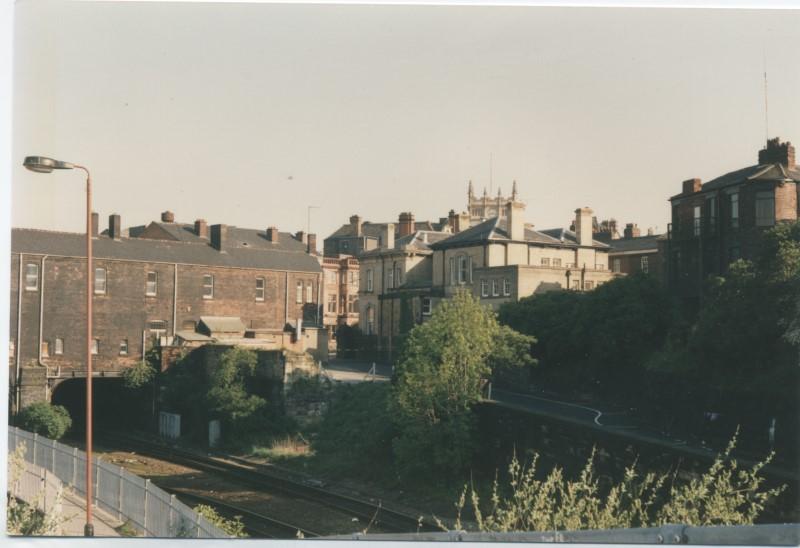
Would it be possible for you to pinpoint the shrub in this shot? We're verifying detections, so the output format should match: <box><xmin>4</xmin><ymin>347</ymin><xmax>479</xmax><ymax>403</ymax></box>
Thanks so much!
<box><xmin>18</xmin><ymin>402</ymin><xmax>72</xmax><ymax>440</ymax></box>
<box><xmin>193</xmin><ymin>504</ymin><xmax>247</xmax><ymax>538</ymax></box>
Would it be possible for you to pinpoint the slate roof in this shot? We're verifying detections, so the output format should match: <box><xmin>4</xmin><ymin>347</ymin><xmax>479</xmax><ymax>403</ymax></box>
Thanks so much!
<box><xmin>199</xmin><ymin>316</ymin><xmax>246</xmax><ymax>334</ymax></box>
<box><xmin>326</xmin><ymin>219</ymin><xmax>448</xmax><ymax>240</ymax></box>
<box><xmin>359</xmin><ymin>230</ymin><xmax>452</xmax><ymax>258</ymax></box>
<box><xmin>672</xmin><ymin>162</ymin><xmax>800</xmax><ymax>199</ymax></box>
<box><xmin>608</xmin><ymin>234</ymin><xmax>664</xmax><ymax>253</ymax></box>
<box><xmin>11</xmin><ymin>226</ymin><xmax>322</xmax><ymax>273</ymax></box>
<box><xmin>430</xmin><ymin>217</ymin><xmax>609</xmax><ymax>250</ymax></box>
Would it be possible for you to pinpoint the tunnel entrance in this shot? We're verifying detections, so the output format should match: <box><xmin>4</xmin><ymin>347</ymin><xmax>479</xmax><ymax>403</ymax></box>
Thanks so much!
<box><xmin>51</xmin><ymin>377</ymin><xmax>155</xmax><ymax>436</ymax></box>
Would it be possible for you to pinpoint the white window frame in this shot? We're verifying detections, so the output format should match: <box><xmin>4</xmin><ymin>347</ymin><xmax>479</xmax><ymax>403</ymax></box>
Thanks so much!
<box><xmin>641</xmin><ymin>256</ymin><xmax>649</xmax><ymax>273</ymax></box>
<box><xmin>94</xmin><ymin>267</ymin><xmax>107</xmax><ymax>294</ymax></box>
<box><xmin>255</xmin><ymin>277</ymin><xmax>265</xmax><ymax>301</ymax></box>
<box><xmin>306</xmin><ymin>282</ymin><xmax>313</xmax><ymax>303</ymax></box>
<box><xmin>91</xmin><ymin>339</ymin><xmax>99</xmax><ymax>355</ymax></box>
<box><xmin>327</xmin><ymin>294</ymin><xmax>337</xmax><ymax>313</ymax></box>
<box><xmin>119</xmin><ymin>339</ymin><xmax>129</xmax><ymax>355</ymax></box>
<box><xmin>395</xmin><ymin>265</ymin><xmax>402</xmax><ymax>287</ymax></box>
<box><xmin>481</xmin><ymin>279</ymin><xmax>489</xmax><ymax>297</ymax></box>
<box><xmin>41</xmin><ymin>341</ymin><xmax>49</xmax><ymax>358</ymax></box>
<box><xmin>388</xmin><ymin>267</ymin><xmax>394</xmax><ymax>289</ymax></box>
<box><xmin>146</xmin><ymin>271</ymin><xmax>158</xmax><ymax>296</ymax></box>
<box><xmin>730</xmin><ymin>192</ymin><xmax>739</xmax><ymax>228</ymax></box>
<box><xmin>491</xmin><ymin>279</ymin><xmax>499</xmax><ymax>297</ymax></box>
<box><xmin>503</xmin><ymin>279</ymin><xmax>511</xmax><ymax>296</ymax></box>
<box><xmin>458</xmin><ymin>255</ymin><xmax>469</xmax><ymax>284</ymax></box>
<box><xmin>449</xmin><ymin>257</ymin><xmax>456</xmax><ymax>285</ymax></box>
<box><xmin>693</xmin><ymin>205</ymin><xmax>702</xmax><ymax>236</ymax></box>
<box><xmin>203</xmin><ymin>274</ymin><xmax>214</xmax><ymax>299</ymax></box>
<box><xmin>422</xmin><ymin>297</ymin><xmax>432</xmax><ymax>316</ymax></box>
<box><xmin>613</xmin><ymin>258</ymin><xmax>621</xmax><ymax>273</ymax></box>
<box><xmin>296</xmin><ymin>281</ymin><xmax>303</xmax><ymax>304</ymax></box>
<box><xmin>24</xmin><ymin>263</ymin><xmax>39</xmax><ymax>291</ymax></box>
<box><xmin>54</xmin><ymin>338</ymin><xmax>64</xmax><ymax>355</ymax></box>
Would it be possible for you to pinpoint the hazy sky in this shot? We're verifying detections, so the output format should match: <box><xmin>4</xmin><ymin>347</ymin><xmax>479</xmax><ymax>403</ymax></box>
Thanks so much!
<box><xmin>11</xmin><ymin>1</ymin><xmax>800</xmax><ymax>241</ymax></box>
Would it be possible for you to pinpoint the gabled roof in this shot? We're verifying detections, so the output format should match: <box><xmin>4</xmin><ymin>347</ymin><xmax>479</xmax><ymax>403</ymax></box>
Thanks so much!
<box><xmin>359</xmin><ymin>230</ymin><xmax>452</xmax><ymax>258</ymax></box>
<box><xmin>12</xmin><ymin>227</ymin><xmax>322</xmax><ymax>273</ymax></box>
<box><xmin>326</xmin><ymin>219</ymin><xmax>449</xmax><ymax>241</ymax></box>
<box><xmin>608</xmin><ymin>234</ymin><xmax>663</xmax><ymax>253</ymax></box>
<box><xmin>671</xmin><ymin>162</ymin><xmax>800</xmax><ymax>199</ymax></box>
<box><xmin>429</xmin><ymin>217</ymin><xmax>609</xmax><ymax>250</ymax></box>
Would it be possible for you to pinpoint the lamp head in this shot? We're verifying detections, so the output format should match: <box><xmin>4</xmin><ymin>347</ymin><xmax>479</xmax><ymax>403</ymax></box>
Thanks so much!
<box><xmin>23</xmin><ymin>156</ymin><xmax>75</xmax><ymax>173</ymax></box>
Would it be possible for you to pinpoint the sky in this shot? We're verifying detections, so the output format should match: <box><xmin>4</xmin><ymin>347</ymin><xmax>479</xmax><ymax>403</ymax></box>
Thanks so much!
<box><xmin>10</xmin><ymin>1</ymin><xmax>800</xmax><ymax>242</ymax></box>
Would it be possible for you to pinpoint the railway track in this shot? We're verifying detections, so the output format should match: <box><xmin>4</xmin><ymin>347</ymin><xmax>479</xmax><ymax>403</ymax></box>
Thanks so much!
<box><xmin>158</xmin><ymin>487</ymin><xmax>321</xmax><ymax>539</ymax></box>
<box><xmin>98</xmin><ymin>431</ymin><xmax>435</xmax><ymax>534</ymax></box>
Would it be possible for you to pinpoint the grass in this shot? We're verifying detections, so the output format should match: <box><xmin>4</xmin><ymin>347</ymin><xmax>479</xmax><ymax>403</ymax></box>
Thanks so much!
<box><xmin>249</xmin><ymin>434</ymin><xmax>314</xmax><ymax>461</ymax></box>
<box><xmin>115</xmin><ymin>520</ymin><xmax>140</xmax><ymax>537</ymax></box>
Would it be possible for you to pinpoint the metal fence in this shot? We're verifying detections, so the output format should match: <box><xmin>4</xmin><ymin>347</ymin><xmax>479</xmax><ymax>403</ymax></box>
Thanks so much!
<box><xmin>7</xmin><ymin>427</ymin><xmax>230</xmax><ymax>538</ymax></box>
<box><xmin>8</xmin><ymin>459</ymin><xmax>63</xmax><ymax>517</ymax></box>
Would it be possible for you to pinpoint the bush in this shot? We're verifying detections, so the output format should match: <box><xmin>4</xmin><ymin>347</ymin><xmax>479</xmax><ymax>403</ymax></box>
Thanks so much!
<box><xmin>193</xmin><ymin>504</ymin><xmax>247</xmax><ymax>538</ymax></box>
<box><xmin>18</xmin><ymin>402</ymin><xmax>72</xmax><ymax>440</ymax></box>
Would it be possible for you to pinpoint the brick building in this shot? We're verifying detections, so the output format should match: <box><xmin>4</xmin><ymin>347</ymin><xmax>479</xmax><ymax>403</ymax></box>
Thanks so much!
<box><xmin>608</xmin><ymin>224</ymin><xmax>666</xmax><ymax>281</ymax></box>
<box><xmin>321</xmin><ymin>255</ymin><xmax>360</xmax><ymax>336</ymax></box>
<box><xmin>9</xmin><ymin>211</ymin><xmax>323</xmax><ymax>413</ymax></box>
<box><xmin>667</xmin><ymin>138</ymin><xmax>799</xmax><ymax>296</ymax></box>
<box><xmin>323</xmin><ymin>213</ymin><xmax>450</xmax><ymax>257</ymax></box>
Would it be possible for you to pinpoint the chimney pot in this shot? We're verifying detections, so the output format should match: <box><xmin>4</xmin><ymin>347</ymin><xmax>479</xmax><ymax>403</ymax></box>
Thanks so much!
<box><xmin>682</xmin><ymin>178</ymin><xmax>702</xmax><ymax>195</ymax></box>
<box><xmin>267</xmin><ymin>226</ymin><xmax>279</xmax><ymax>243</ymax></box>
<box><xmin>398</xmin><ymin>211</ymin><xmax>415</xmax><ymax>238</ymax></box>
<box><xmin>307</xmin><ymin>233</ymin><xmax>317</xmax><ymax>254</ymax></box>
<box><xmin>759</xmin><ymin>137</ymin><xmax>795</xmax><ymax>169</ymax></box>
<box><xmin>350</xmin><ymin>215</ymin><xmax>363</xmax><ymax>237</ymax></box>
<box><xmin>161</xmin><ymin>210</ymin><xmax>175</xmax><ymax>223</ymax></box>
<box><xmin>295</xmin><ymin>231</ymin><xmax>307</xmax><ymax>244</ymax></box>
<box><xmin>108</xmin><ymin>214</ymin><xmax>122</xmax><ymax>240</ymax></box>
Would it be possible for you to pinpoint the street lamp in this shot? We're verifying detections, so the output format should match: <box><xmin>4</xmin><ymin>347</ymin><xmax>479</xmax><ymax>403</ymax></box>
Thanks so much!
<box><xmin>22</xmin><ymin>155</ymin><xmax>95</xmax><ymax>537</ymax></box>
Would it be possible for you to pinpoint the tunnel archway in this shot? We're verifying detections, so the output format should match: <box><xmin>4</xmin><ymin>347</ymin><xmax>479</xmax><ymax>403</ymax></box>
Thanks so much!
<box><xmin>51</xmin><ymin>377</ymin><xmax>155</xmax><ymax>436</ymax></box>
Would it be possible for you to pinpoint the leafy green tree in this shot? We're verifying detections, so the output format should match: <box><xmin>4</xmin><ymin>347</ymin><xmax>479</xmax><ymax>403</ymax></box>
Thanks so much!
<box><xmin>391</xmin><ymin>290</ymin><xmax>535</xmax><ymax>481</ymax></box>
<box><xmin>206</xmin><ymin>347</ymin><xmax>267</xmax><ymax>437</ymax></box>
<box><xmin>17</xmin><ymin>402</ymin><xmax>72</xmax><ymax>440</ymax></box>
<box><xmin>122</xmin><ymin>347</ymin><xmax>160</xmax><ymax>389</ymax></box>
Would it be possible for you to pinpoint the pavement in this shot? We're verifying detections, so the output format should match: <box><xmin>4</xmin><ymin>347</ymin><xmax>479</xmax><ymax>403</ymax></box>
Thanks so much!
<box><xmin>54</xmin><ymin>490</ymin><xmax>122</xmax><ymax>537</ymax></box>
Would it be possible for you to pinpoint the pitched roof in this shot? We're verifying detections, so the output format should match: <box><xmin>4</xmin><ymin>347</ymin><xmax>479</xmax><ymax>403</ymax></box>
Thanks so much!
<box><xmin>608</xmin><ymin>234</ymin><xmax>663</xmax><ymax>253</ymax></box>
<box><xmin>430</xmin><ymin>217</ymin><xmax>609</xmax><ymax>250</ymax></box>
<box><xmin>672</xmin><ymin>162</ymin><xmax>800</xmax><ymax>199</ymax></box>
<box><xmin>325</xmin><ymin>219</ymin><xmax>449</xmax><ymax>240</ymax></box>
<box><xmin>199</xmin><ymin>316</ymin><xmax>246</xmax><ymax>334</ymax></box>
<box><xmin>359</xmin><ymin>230</ymin><xmax>452</xmax><ymax>258</ymax></box>
<box><xmin>11</xmin><ymin>227</ymin><xmax>322</xmax><ymax>273</ymax></box>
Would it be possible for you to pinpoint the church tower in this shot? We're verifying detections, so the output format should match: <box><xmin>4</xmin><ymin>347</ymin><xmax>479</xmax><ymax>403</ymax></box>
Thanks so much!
<box><xmin>467</xmin><ymin>180</ymin><xmax>523</xmax><ymax>223</ymax></box>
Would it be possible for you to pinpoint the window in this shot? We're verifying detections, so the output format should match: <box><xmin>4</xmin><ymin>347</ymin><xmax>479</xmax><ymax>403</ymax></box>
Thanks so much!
<box><xmin>584</xmin><ymin>281</ymin><xmax>594</xmax><ymax>290</ymax></box>
<box><xmin>203</xmin><ymin>274</ymin><xmax>214</xmax><ymax>299</ymax></box>
<box><xmin>306</xmin><ymin>283</ymin><xmax>313</xmax><ymax>303</ymax></box>
<box><xmin>492</xmin><ymin>279</ymin><xmax>499</xmax><ymax>297</ymax></box>
<box><xmin>9</xmin><ymin>340</ymin><xmax>14</xmax><ymax>359</ymax></box>
<box><xmin>395</xmin><ymin>266</ymin><xmax>403</xmax><ymax>287</ymax></box>
<box><xmin>342</xmin><ymin>241</ymin><xmax>349</xmax><ymax>251</ymax></box>
<box><xmin>481</xmin><ymin>279</ymin><xmax>489</xmax><ymax>297</ymax></box>
<box><xmin>296</xmin><ymin>281</ymin><xmax>303</xmax><ymax>303</ymax></box>
<box><xmin>149</xmin><ymin>320</ymin><xmax>167</xmax><ymax>340</ymax></box>
<box><xmin>24</xmin><ymin>263</ymin><xmax>39</xmax><ymax>291</ymax></box>
<box><xmin>693</xmin><ymin>206</ymin><xmax>701</xmax><ymax>236</ymax></box>
<box><xmin>119</xmin><ymin>339</ymin><xmax>129</xmax><ymax>355</ymax></box>
<box><xmin>94</xmin><ymin>267</ymin><xmax>107</xmax><ymax>294</ymax></box>
<box><xmin>55</xmin><ymin>338</ymin><xmax>63</xmax><ymax>355</ymax></box>
<box><xmin>255</xmin><ymin>277</ymin><xmax>265</xmax><ymax>301</ymax></box>
<box><xmin>571</xmin><ymin>280</ymin><xmax>580</xmax><ymax>290</ymax></box>
<box><xmin>366</xmin><ymin>269</ymin><xmax>373</xmax><ymax>292</ymax></box>
<box><xmin>458</xmin><ymin>255</ymin><xmax>470</xmax><ymax>284</ymax></box>
<box><xmin>146</xmin><ymin>271</ymin><xmax>158</xmax><ymax>296</ymax></box>
<box><xmin>41</xmin><ymin>341</ymin><xmax>49</xmax><ymax>358</ymax></box>
<box><xmin>91</xmin><ymin>339</ymin><xmax>99</xmax><ymax>355</ymax></box>
<box><xmin>541</xmin><ymin>258</ymin><xmax>550</xmax><ymax>267</ymax></box>
<box><xmin>641</xmin><ymin>256</ymin><xmax>649</xmax><ymax>273</ymax></box>
<box><xmin>366</xmin><ymin>306</ymin><xmax>375</xmax><ymax>335</ymax></box>
<box><xmin>388</xmin><ymin>267</ymin><xmax>394</xmax><ymax>289</ymax></box>
<box><xmin>552</xmin><ymin>258</ymin><xmax>562</xmax><ymax>267</ymax></box>
<box><xmin>730</xmin><ymin>192</ymin><xmax>739</xmax><ymax>228</ymax></box>
<box><xmin>327</xmin><ymin>294</ymin><xmax>337</xmax><ymax>313</ymax></box>
<box><xmin>755</xmin><ymin>191</ymin><xmax>775</xmax><ymax>227</ymax></box>
<box><xmin>596</xmin><ymin>263</ymin><xmax>605</xmax><ymax>271</ymax></box>
<box><xmin>707</xmin><ymin>196</ymin><xmax>717</xmax><ymax>233</ymax></box>
<box><xmin>422</xmin><ymin>297</ymin><xmax>432</xmax><ymax>316</ymax></box>
<box><xmin>612</xmin><ymin>258</ymin><xmax>622</xmax><ymax>273</ymax></box>
<box><xmin>449</xmin><ymin>257</ymin><xmax>456</xmax><ymax>285</ymax></box>
<box><xmin>503</xmin><ymin>279</ymin><xmax>511</xmax><ymax>296</ymax></box>
<box><xmin>347</xmin><ymin>295</ymin><xmax>358</xmax><ymax>313</ymax></box>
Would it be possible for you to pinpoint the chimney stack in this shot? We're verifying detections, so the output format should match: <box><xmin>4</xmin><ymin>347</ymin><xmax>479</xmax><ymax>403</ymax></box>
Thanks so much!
<box><xmin>448</xmin><ymin>210</ymin><xmax>461</xmax><ymax>233</ymax></box>
<box><xmin>295</xmin><ymin>231</ymin><xmax>307</xmax><ymax>244</ymax></box>
<box><xmin>161</xmin><ymin>210</ymin><xmax>175</xmax><ymax>223</ymax></box>
<box><xmin>506</xmin><ymin>201</ymin><xmax>526</xmax><ymax>240</ymax></box>
<box><xmin>194</xmin><ymin>219</ymin><xmax>208</xmax><ymax>239</ymax></box>
<box><xmin>210</xmin><ymin>224</ymin><xmax>227</xmax><ymax>251</ymax></box>
<box><xmin>108</xmin><ymin>214</ymin><xmax>122</xmax><ymax>240</ymax></box>
<box><xmin>350</xmin><ymin>215</ymin><xmax>363</xmax><ymax>237</ymax></box>
<box><xmin>398</xmin><ymin>212</ymin><xmax>415</xmax><ymax>237</ymax></box>
<box><xmin>307</xmin><ymin>233</ymin><xmax>317</xmax><ymax>254</ymax></box>
<box><xmin>574</xmin><ymin>207</ymin><xmax>593</xmax><ymax>246</ymax></box>
<box><xmin>267</xmin><ymin>226</ymin><xmax>279</xmax><ymax>243</ymax></box>
<box><xmin>682</xmin><ymin>178</ymin><xmax>702</xmax><ymax>195</ymax></box>
<box><xmin>759</xmin><ymin>138</ymin><xmax>795</xmax><ymax>169</ymax></box>
<box><xmin>91</xmin><ymin>212</ymin><xmax>99</xmax><ymax>237</ymax></box>
<box><xmin>381</xmin><ymin>223</ymin><xmax>395</xmax><ymax>249</ymax></box>
<box><xmin>624</xmin><ymin>223</ymin><xmax>641</xmax><ymax>240</ymax></box>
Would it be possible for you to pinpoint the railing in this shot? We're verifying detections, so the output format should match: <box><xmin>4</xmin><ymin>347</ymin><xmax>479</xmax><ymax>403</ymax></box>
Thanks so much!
<box><xmin>8</xmin><ymin>460</ymin><xmax>63</xmax><ymax>518</ymax></box>
<box><xmin>327</xmin><ymin>523</ymin><xmax>800</xmax><ymax>545</ymax></box>
<box><xmin>7</xmin><ymin>427</ymin><xmax>230</xmax><ymax>538</ymax></box>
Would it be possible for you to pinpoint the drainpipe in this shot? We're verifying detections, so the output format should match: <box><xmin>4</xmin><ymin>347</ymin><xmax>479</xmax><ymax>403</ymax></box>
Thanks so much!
<box><xmin>284</xmin><ymin>272</ymin><xmax>289</xmax><ymax>324</ymax></box>
<box><xmin>37</xmin><ymin>256</ymin><xmax>49</xmax><ymax>373</ymax></box>
<box><xmin>172</xmin><ymin>264</ymin><xmax>178</xmax><ymax>340</ymax></box>
<box><xmin>15</xmin><ymin>254</ymin><xmax>23</xmax><ymax>413</ymax></box>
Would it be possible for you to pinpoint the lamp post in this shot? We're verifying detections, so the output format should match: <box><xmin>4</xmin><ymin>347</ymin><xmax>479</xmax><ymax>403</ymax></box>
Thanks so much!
<box><xmin>22</xmin><ymin>156</ymin><xmax>95</xmax><ymax>537</ymax></box>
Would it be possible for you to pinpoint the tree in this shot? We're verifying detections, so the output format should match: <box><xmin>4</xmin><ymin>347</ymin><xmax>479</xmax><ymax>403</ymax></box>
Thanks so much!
<box><xmin>205</xmin><ymin>347</ymin><xmax>267</xmax><ymax>438</ymax></box>
<box><xmin>391</xmin><ymin>290</ymin><xmax>535</xmax><ymax>481</ymax></box>
<box><xmin>17</xmin><ymin>402</ymin><xmax>72</xmax><ymax>440</ymax></box>
<box><xmin>122</xmin><ymin>346</ymin><xmax>160</xmax><ymax>389</ymax></box>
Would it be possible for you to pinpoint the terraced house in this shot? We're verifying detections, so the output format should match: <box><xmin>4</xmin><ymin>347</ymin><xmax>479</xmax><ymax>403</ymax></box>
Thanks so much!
<box><xmin>9</xmin><ymin>211</ymin><xmax>323</xmax><ymax>413</ymax></box>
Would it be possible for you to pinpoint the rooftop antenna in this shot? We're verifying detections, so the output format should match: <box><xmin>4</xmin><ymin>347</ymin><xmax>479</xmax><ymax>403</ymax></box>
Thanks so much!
<box><xmin>307</xmin><ymin>205</ymin><xmax>319</xmax><ymax>235</ymax></box>
<box><xmin>763</xmin><ymin>48</ymin><xmax>770</xmax><ymax>142</ymax></box>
